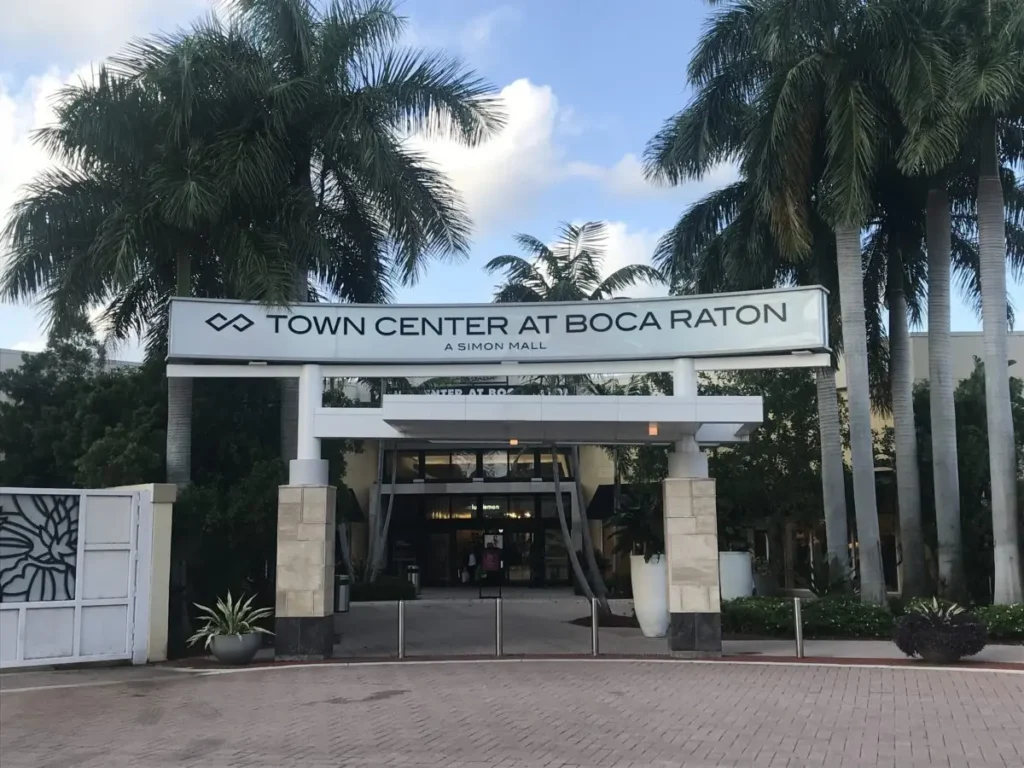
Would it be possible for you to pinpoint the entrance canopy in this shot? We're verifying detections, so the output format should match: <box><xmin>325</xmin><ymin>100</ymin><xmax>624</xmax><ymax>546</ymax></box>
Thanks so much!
<box><xmin>164</xmin><ymin>287</ymin><xmax>832</xmax><ymax>485</ymax></box>
<box><xmin>316</xmin><ymin>393</ymin><xmax>763</xmax><ymax>445</ymax></box>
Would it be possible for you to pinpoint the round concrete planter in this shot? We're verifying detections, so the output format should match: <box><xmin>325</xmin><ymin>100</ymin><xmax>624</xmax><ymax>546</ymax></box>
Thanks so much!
<box><xmin>630</xmin><ymin>554</ymin><xmax>669</xmax><ymax>638</ymax></box>
<box><xmin>210</xmin><ymin>633</ymin><xmax>263</xmax><ymax>665</ymax></box>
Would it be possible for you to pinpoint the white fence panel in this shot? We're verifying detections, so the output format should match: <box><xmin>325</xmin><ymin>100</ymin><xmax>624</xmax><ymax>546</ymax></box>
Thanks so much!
<box><xmin>0</xmin><ymin>488</ymin><xmax>150</xmax><ymax>668</ymax></box>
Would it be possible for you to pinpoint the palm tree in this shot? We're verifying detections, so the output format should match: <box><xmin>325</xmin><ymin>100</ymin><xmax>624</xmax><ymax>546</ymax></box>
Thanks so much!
<box><xmin>128</xmin><ymin>0</ymin><xmax>505</xmax><ymax>466</ymax></box>
<box><xmin>1</xmin><ymin>65</ymin><xmax>297</xmax><ymax>488</ymax></box>
<box><xmin>897</xmin><ymin>0</ymin><xmax>1024</xmax><ymax>604</ymax></box>
<box><xmin>486</xmin><ymin>221</ymin><xmax>663</xmax><ymax>606</ymax></box>
<box><xmin>655</xmin><ymin>178</ymin><xmax>878</xmax><ymax>584</ymax></box>
<box><xmin>642</xmin><ymin>0</ymin><xmax>951</xmax><ymax>602</ymax></box>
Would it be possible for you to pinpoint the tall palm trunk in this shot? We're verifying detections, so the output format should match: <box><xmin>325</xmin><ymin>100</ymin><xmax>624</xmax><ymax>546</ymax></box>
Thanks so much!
<box><xmin>367</xmin><ymin>440</ymin><xmax>398</xmax><ymax>582</ymax></box>
<box><xmin>835</xmin><ymin>223</ymin><xmax>887</xmax><ymax>603</ymax></box>
<box><xmin>571</xmin><ymin>446</ymin><xmax>609</xmax><ymax>610</ymax></box>
<box><xmin>816</xmin><ymin>367</ymin><xmax>850</xmax><ymax>579</ymax></box>
<box><xmin>977</xmin><ymin>117</ymin><xmax>1024</xmax><ymax>605</ymax></box>
<box><xmin>166</xmin><ymin>252</ymin><xmax>192</xmax><ymax>488</ymax></box>
<box><xmin>552</xmin><ymin>446</ymin><xmax>595</xmax><ymax>600</ymax></box>
<box><xmin>887</xmin><ymin>249</ymin><xmax>927</xmax><ymax>598</ymax></box>
<box><xmin>926</xmin><ymin>187</ymin><xmax>966</xmax><ymax>599</ymax></box>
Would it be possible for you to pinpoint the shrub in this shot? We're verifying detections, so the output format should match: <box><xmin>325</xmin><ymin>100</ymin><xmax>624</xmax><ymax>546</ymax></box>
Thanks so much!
<box><xmin>351</xmin><ymin>576</ymin><xmax>416</xmax><ymax>602</ymax></box>
<box><xmin>722</xmin><ymin>596</ymin><xmax>893</xmax><ymax>639</ymax></box>
<box><xmin>973</xmin><ymin>604</ymin><xmax>1024</xmax><ymax>642</ymax></box>
<box><xmin>893</xmin><ymin>599</ymin><xmax>987</xmax><ymax>663</ymax></box>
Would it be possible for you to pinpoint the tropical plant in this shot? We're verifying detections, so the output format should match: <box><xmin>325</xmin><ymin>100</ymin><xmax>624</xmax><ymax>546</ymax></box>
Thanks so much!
<box><xmin>640</xmin><ymin>0</ymin><xmax>956</xmax><ymax>602</ymax></box>
<box><xmin>893</xmin><ymin>598</ymin><xmax>988</xmax><ymax>662</ymax></box>
<box><xmin>179</xmin><ymin>0</ymin><xmax>504</xmax><ymax>462</ymax></box>
<box><xmin>486</xmin><ymin>221</ymin><xmax>662</xmax><ymax>608</ymax></box>
<box><xmin>896</xmin><ymin>0</ymin><xmax>1024</xmax><ymax>605</ymax></box>
<box><xmin>186</xmin><ymin>592</ymin><xmax>275</xmax><ymax>649</ymax></box>
<box><xmin>484</xmin><ymin>221</ymin><xmax>663</xmax><ymax>303</ymax></box>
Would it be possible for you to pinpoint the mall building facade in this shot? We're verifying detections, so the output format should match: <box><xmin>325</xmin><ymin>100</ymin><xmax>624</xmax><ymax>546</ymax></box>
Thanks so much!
<box><xmin>338</xmin><ymin>329</ymin><xmax>1007</xmax><ymax>594</ymax></box>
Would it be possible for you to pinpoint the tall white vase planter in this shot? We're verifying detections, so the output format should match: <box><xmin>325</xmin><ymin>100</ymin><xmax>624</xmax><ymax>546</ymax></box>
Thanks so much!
<box><xmin>631</xmin><ymin>554</ymin><xmax>670</xmax><ymax>637</ymax></box>
<box><xmin>719</xmin><ymin>552</ymin><xmax>754</xmax><ymax>600</ymax></box>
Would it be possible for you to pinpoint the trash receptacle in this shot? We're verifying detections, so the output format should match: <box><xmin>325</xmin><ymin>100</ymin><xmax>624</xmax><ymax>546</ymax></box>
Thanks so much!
<box><xmin>335</xmin><ymin>574</ymin><xmax>350</xmax><ymax>613</ymax></box>
<box><xmin>406</xmin><ymin>565</ymin><xmax>421</xmax><ymax>596</ymax></box>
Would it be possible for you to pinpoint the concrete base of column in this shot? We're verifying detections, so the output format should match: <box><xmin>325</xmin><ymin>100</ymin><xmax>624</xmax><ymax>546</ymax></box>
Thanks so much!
<box><xmin>288</xmin><ymin>458</ymin><xmax>329</xmax><ymax>486</ymax></box>
<box><xmin>274</xmin><ymin>616</ymin><xmax>334</xmax><ymax>660</ymax></box>
<box><xmin>668</xmin><ymin>612</ymin><xmax>722</xmax><ymax>657</ymax></box>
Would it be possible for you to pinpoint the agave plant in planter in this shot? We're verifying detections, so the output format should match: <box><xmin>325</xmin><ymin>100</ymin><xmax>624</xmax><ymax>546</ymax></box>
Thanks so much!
<box><xmin>188</xmin><ymin>592</ymin><xmax>274</xmax><ymax>665</ymax></box>
<box><xmin>893</xmin><ymin>598</ymin><xmax>987</xmax><ymax>664</ymax></box>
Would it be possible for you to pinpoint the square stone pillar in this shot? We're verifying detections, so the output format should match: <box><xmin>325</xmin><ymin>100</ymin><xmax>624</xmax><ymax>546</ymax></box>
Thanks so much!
<box><xmin>275</xmin><ymin>485</ymin><xmax>336</xmax><ymax>660</ymax></box>
<box><xmin>664</xmin><ymin>477</ymin><xmax>722</xmax><ymax>656</ymax></box>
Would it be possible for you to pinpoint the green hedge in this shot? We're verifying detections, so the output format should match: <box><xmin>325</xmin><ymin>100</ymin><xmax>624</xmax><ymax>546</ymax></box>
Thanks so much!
<box><xmin>722</xmin><ymin>597</ymin><xmax>892</xmax><ymax>638</ymax></box>
<box><xmin>722</xmin><ymin>597</ymin><xmax>1024</xmax><ymax>642</ymax></box>
<box><xmin>974</xmin><ymin>605</ymin><xmax>1024</xmax><ymax>641</ymax></box>
<box><xmin>351</xmin><ymin>576</ymin><xmax>416</xmax><ymax>602</ymax></box>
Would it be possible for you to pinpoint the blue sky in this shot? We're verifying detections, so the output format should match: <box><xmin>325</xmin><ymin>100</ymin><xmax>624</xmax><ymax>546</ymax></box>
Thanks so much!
<box><xmin>0</xmin><ymin>0</ymin><xmax>1014</xmax><ymax>356</ymax></box>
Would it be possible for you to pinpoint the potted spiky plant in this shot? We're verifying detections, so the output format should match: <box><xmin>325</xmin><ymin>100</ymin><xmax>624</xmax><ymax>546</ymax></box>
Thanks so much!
<box><xmin>610</xmin><ymin>484</ymin><xmax>667</xmax><ymax>637</ymax></box>
<box><xmin>893</xmin><ymin>598</ymin><xmax>988</xmax><ymax>664</ymax></box>
<box><xmin>188</xmin><ymin>592</ymin><xmax>274</xmax><ymax>665</ymax></box>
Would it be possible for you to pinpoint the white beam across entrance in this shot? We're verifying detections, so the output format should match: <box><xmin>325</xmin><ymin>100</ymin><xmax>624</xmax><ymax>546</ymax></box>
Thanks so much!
<box><xmin>166</xmin><ymin>352</ymin><xmax>830</xmax><ymax>381</ymax></box>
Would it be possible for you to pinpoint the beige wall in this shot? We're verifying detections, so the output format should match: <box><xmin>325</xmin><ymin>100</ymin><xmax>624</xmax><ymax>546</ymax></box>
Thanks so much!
<box><xmin>834</xmin><ymin>331</ymin><xmax>1022</xmax><ymax>390</ymax></box>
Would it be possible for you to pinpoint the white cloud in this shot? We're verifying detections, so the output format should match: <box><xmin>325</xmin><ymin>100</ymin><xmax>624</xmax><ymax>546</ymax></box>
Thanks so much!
<box><xmin>568</xmin><ymin>153</ymin><xmax>741</xmax><ymax>200</ymax></box>
<box><xmin>407</xmin><ymin>78</ymin><xmax>566</xmax><ymax>233</ymax></box>
<box><xmin>460</xmin><ymin>5</ymin><xmax>521</xmax><ymax>54</ymax></box>
<box><xmin>0</xmin><ymin>0</ymin><xmax>208</xmax><ymax>62</ymax></box>
<box><xmin>600</xmin><ymin>221</ymin><xmax>667</xmax><ymax>298</ymax></box>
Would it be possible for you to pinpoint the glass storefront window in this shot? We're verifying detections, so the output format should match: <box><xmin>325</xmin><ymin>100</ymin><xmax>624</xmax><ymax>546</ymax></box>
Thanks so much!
<box><xmin>540</xmin><ymin>494</ymin><xmax>573</xmax><ymax>519</ymax></box>
<box><xmin>480</xmin><ymin>497</ymin><xmax>507</xmax><ymax>519</ymax></box>
<box><xmin>423</xmin><ymin>451</ymin><xmax>453</xmax><ymax>481</ymax></box>
<box><xmin>482</xmin><ymin>450</ymin><xmax>508</xmax><ymax>479</ymax></box>
<box><xmin>385</xmin><ymin>451</ymin><xmax>421</xmax><ymax>481</ymax></box>
<box><xmin>507</xmin><ymin>449</ymin><xmax>535</xmax><ymax>479</ymax></box>
<box><xmin>451</xmin><ymin>497</ymin><xmax>478</xmax><ymax>520</ymax></box>
<box><xmin>426</xmin><ymin>496</ymin><xmax>450</xmax><ymax>521</ymax></box>
<box><xmin>507</xmin><ymin>496</ymin><xmax>534</xmax><ymax>520</ymax></box>
<box><xmin>451</xmin><ymin>451</ymin><xmax>478</xmax><ymax>480</ymax></box>
<box><xmin>538</xmin><ymin>451</ymin><xmax>571</xmax><ymax>480</ymax></box>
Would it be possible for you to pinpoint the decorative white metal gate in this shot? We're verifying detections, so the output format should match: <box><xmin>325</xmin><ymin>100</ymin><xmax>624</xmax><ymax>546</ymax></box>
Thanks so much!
<box><xmin>0</xmin><ymin>488</ymin><xmax>152</xmax><ymax>668</ymax></box>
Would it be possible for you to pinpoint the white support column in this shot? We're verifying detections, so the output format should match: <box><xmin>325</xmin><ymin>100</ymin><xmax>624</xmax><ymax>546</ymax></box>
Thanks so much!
<box><xmin>669</xmin><ymin>359</ymin><xmax>708</xmax><ymax>478</ymax></box>
<box><xmin>664</xmin><ymin>358</ymin><xmax>720</xmax><ymax>656</ymax></box>
<box><xmin>289</xmin><ymin>364</ymin><xmax>329</xmax><ymax>486</ymax></box>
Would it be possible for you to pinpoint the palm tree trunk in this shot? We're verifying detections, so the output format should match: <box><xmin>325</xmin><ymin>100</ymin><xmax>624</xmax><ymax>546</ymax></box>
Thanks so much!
<box><xmin>364</xmin><ymin>441</ymin><xmax>386</xmax><ymax>581</ymax></box>
<box><xmin>369</xmin><ymin>441</ymin><xmax>399</xmax><ymax>582</ymax></box>
<box><xmin>552</xmin><ymin>446</ymin><xmax>595</xmax><ymax>600</ymax></box>
<box><xmin>816</xmin><ymin>367</ymin><xmax>850</xmax><ymax>580</ymax></box>
<box><xmin>337</xmin><ymin>523</ymin><xmax>356</xmax><ymax>581</ymax></box>
<box><xmin>887</xmin><ymin>249</ymin><xmax>927</xmax><ymax>598</ymax></box>
<box><xmin>572</xmin><ymin>446</ymin><xmax>610</xmax><ymax>609</ymax></box>
<box><xmin>166</xmin><ymin>252</ymin><xmax>192</xmax><ymax>488</ymax></box>
<box><xmin>926</xmin><ymin>186</ymin><xmax>967</xmax><ymax>600</ymax></box>
<box><xmin>977</xmin><ymin>116</ymin><xmax>1023</xmax><ymax>605</ymax></box>
<box><xmin>835</xmin><ymin>223</ymin><xmax>887</xmax><ymax>604</ymax></box>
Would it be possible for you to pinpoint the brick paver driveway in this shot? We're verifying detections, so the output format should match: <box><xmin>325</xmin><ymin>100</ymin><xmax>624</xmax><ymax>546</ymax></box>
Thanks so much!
<box><xmin>2</xmin><ymin>661</ymin><xmax>1023</xmax><ymax>767</ymax></box>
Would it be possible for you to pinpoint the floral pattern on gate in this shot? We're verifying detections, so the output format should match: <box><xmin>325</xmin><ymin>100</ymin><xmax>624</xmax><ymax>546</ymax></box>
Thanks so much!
<box><xmin>0</xmin><ymin>494</ymin><xmax>79</xmax><ymax>602</ymax></box>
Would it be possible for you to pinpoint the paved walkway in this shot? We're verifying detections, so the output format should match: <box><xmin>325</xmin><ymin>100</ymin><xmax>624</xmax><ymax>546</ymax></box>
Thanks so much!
<box><xmin>333</xmin><ymin>600</ymin><xmax>1024</xmax><ymax>663</ymax></box>
<box><xmin>2</xmin><ymin>660</ymin><xmax>1023</xmax><ymax>767</ymax></box>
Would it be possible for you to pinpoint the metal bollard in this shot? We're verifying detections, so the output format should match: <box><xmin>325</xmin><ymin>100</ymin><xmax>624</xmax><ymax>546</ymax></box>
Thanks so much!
<box><xmin>591</xmin><ymin>598</ymin><xmax>600</xmax><ymax>657</ymax></box>
<box><xmin>495</xmin><ymin>597</ymin><xmax>503</xmax><ymax>657</ymax></box>
<box><xmin>793</xmin><ymin>596</ymin><xmax>804</xmax><ymax>659</ymax></box>
<box><xmin>398</xmin><ymin>599</ymin><xmax>406</xmax><ymax>660</ymax></box>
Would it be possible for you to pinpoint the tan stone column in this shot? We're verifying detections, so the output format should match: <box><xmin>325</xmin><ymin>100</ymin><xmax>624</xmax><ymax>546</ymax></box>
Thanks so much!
<box><xmin>275</xmin><ymin>485</ymin><xmax>336</xmax><ymax>659</ymax></box>
<box><xmin>664</xmin><ymin>477</ymin><xmax>722</xmax><ymax>656</ymax></box>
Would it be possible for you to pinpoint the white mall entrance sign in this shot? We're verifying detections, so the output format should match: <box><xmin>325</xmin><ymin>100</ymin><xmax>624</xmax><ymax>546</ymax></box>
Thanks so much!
<box><xmin>168</xmin><ymin>286</ymin><xmax>829</xmax><ymax>364</ymax></box>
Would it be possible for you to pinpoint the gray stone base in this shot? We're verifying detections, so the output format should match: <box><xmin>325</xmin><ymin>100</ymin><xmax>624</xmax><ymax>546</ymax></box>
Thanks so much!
<box><xmin>275</xmin><ymin>616</ymin><xmax>334</xmax><ymax>660</ymax></box>
<box><xmin>668</xmin><ymin>612</ymin><xmax>722</xmax><ymax>656</ymax></box>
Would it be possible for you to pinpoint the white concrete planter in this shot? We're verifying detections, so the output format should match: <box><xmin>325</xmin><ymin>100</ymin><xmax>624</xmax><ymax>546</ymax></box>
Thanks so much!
<box><xmin>719</xmin><ymin>551</ymin><xmax>754</xmax><ymax>600</ymax></box>
<box><xmin>630</xmin><ymin>554</ymin><xmax>669</xmax><ymax>638</ymax></box>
